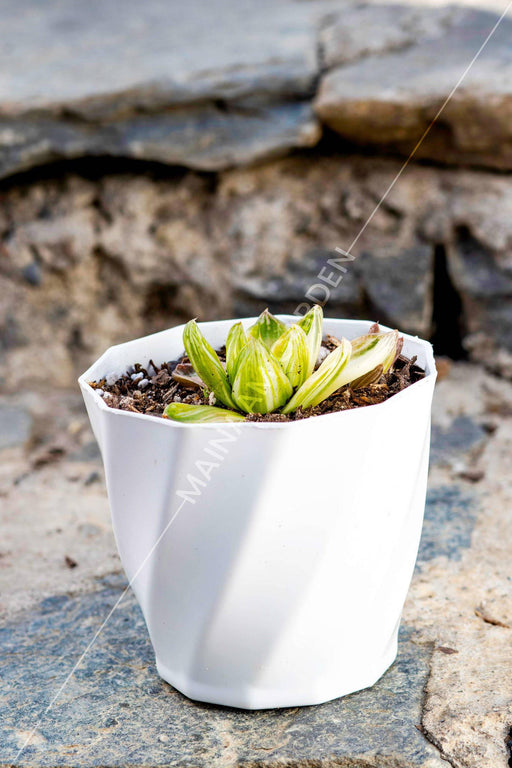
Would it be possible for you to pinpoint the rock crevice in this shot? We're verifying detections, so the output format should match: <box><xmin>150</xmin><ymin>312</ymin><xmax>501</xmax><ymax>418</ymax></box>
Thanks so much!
<box><xmin>3</xmin><ymin>155</ymin><xmax>512</xmax><ymax>388</ymax></box>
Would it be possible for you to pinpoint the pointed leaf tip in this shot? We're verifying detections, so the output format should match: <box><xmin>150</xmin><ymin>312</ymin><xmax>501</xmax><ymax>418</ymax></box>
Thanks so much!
<box><xmin>296</xmin><ymin>305</ymin><xmax>323</xmax><ymax>376</ymax></box>
<box><xmin>248</xmin><ymin>309</ymin><xmax>286</xmax><ymax>350</ymax></box>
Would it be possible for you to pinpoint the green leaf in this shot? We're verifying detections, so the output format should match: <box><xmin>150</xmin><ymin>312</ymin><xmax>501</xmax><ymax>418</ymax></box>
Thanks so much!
<box><xmin>248</xmin><ymin>309</ymin><xmax>286</xmax><ymax>350</ymax></box>
<box><xmin>226</xmin><ymin>321</ymin><xmax>247</xmax><ymax>382</ymax></box>
<box><xmin>164</xmin><ymin>403</ymin><xmax>246</xmax><ymax>423</ymax></box>
<box><xmin>284</xmin><ymin>331</ymin><xmax>398</xmax><ymax>413</ymax></box>
<box><xmin>232</xmin><ymin>338</ymin><xmax>293</xmax><ymax>414</ymax></box>
<box><xmin>182</xmin><ymin>320</ymin><xmax>237</xmax><ymax>409</ymax></box>
<box><xmin>296</xmin><ymin>305</ymin><xmax>323</xmax><ymax>376</ymax></box>
<box><xmin>282</xmin><ymin>337</ymin><xmax>352</xmax><ymax>413</ymax></box>
<box><xmin>271</xmin><ymin>325</ymin><xmax>309</xmax><ymax>388</ymax></box>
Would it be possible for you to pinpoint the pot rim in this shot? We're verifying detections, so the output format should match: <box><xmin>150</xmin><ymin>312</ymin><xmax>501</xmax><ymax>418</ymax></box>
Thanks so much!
<box><xmin>78</xmin><ymin>315</ymin><xmax>437</xmax><ymax>431</ymax></box>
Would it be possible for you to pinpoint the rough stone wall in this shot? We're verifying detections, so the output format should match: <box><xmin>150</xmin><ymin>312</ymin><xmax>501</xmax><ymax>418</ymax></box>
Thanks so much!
<box><xmin>1</xmin><ymin>155</ymin><xmax>512</xmax><ymax>389</ymax></box>
<box><xmin>2</xmin><ymin>0</ymin><xmax>512</xmax><ymax>388</ymax></box>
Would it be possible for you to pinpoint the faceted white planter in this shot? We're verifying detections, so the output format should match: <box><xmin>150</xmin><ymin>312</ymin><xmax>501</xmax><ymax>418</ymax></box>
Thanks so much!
<box><xmin>79</xmin><ymin>316</ymin><xmax>436</xmax><ymax>710</ymax></box>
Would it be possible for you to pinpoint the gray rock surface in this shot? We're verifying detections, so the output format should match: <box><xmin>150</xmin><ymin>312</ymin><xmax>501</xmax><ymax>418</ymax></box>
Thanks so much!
<box><xmin>318</xmin><ymin>3</ymin><xmax>457</xmax><ymax>69</ymax></box>
<box><xmin>419</xmin><ymin>485</ymin><xmax>478</xmax><ymax>563</ymax></box>
<box><xmin>0</xmin><ymin>404</ymin><xmax>32</xmax><ymax>450</ymax></box>
<box><xmin>2</xmin><ymin>364</ymin><xmax>512</xmax><ymax>766</ymax></box>
<box><xmin>0</xmin><ymin>391</ymin><xmax>116</xmax><ymax>619</ymax></box>
<box><xmin>354</xmin><ymin>244</ymin><xmax>434</xmax><ymax>335</ymax></box>
<box><xmin>232</xmin><ymin>246</ymin><xmax>362</xmax><ymax>319</ymax></box>
<box><xmin>0</xmin><ymin>0</ymin><xmax>323</xmax><ymax>113</ymax></box>
<box><xmin>0</xmin><ymin>1</ymin><xmax>512</xmax><ymax>175</ymax></box>
<box><xmin>0</xmin><ymin>587</ymin><xmax>445</xmax><ymax>767</ymax></box>
<box><xmin>0</xmin><ymin>103</ymin><xmax>321</xmax><ymax>178</ymax></box>
<box><xmin>410</xmin><ymin>365</ymin><xmax>512</xmax><ymax>767</ymax></box>
<box><xmin>446</xmin><ymin>225</ymin><xmax>512</xmax><ymax>375</ymax></box>
<box><xmin>1</xmin><ymin>3</ymin><xmax>512</xmax><ymax>387</ymax></box>
<box><xmin>3</xmin><ymin>157</ymin><xmax>512</xmax><ymax>388</ymax></box>
<box><xmin>315</xmin><ymin>6</ymin><xmax>512</xmax><ymax>169</ymax></box>
<box><xmin>430</xmin><ymin>415</ymin><xmax>487</xmax><ymax>468</ymax></box>
<box><xmin>0</xmin><ymin>0</ymin><xmax>334</xmax><ymax>176</ymax></box>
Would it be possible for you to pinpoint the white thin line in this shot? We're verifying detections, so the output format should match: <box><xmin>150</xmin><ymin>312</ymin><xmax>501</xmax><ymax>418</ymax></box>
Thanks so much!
<box><xmin>13</xmin><ymin>497</ymin><xmax>188</xmax><ymax>762</ymax></box>
<box><xmin>347</xmin><ymin>0</ymin><xmax>512</xmax><ymax>253</ymax></box>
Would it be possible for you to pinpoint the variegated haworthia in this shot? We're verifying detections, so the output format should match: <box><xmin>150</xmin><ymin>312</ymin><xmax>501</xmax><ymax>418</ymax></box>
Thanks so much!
<box><xmin>165</xmin><ymin>309</ymin><xmax>400</xmax><ymax>423</ymax></box>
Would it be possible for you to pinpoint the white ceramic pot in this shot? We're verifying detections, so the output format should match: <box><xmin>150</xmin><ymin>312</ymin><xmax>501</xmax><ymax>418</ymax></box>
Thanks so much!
<box><xmin>79</xmin><ymin>316</ymin><xmax>436</xmax><ymax>710</ymax></box>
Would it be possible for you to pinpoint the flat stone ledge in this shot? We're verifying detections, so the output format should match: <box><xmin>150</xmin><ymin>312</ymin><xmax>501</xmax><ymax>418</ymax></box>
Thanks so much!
<box><xmin>2</xmin><ymin>365</ymin><xmax>512</xmax><ymax>766</ymax></box>
<box><xmin>0</xmin><ymin>103</ymin><xmax>321</xmax><ymax>179</ymax></box>
<box><xmin>315</xmin><ymin>6</ymin><xmax>512</xmax><ymax>169</ymax></box>
<box><xmin>0</xmin><ymin>0</ymin><xmax>332</xmax><ymax>177</ymax></box>
<box><xmin>1</xmin><ymin>1</ymin><xmax>512</xmax><ymax>176</ymax></box>
<box><xmin>0</xmin><ymin>0</ymin><xmax>327</xmax><ymax>116</ymax></box>
<box><xmin>0</xmin><ymin>580</ymin><xmax>446</xmax><ymax>768</ymax></box>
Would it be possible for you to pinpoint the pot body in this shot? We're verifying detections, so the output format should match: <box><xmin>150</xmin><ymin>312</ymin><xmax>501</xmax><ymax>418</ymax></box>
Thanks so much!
<box><xmin>79</xmin><ymin>317</ymin><xmax>436</xmax><ymax>709</ymax></box>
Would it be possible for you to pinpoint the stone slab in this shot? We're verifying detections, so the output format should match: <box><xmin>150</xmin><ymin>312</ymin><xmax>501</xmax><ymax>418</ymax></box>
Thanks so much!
<box><xmin>318</xmin><ymin>3</ymin><xmax>457</xmax><ymax>69</ymax></box>
<box><xmin>1</xmin><ymin>1</ymin><xmax>512</xmax><ymax>176</ymax></box>
<box><xmin>430</xmin><ymin>415</ymin><xmax>487</xmax><ymax>468</ymax></box>
<box><xmin>0</xmin><ymin>391</ymin><xmax>117</xmax><ymax>619</ymax></box>
<box><xmin>419</xmin><ymin>485</ymin><xmax>477</xmax><ymax>563</ymax></box>
<box><xmin>0</xmin><ymin>404</ymin><xmax>32</xmax><ymax>450</ymax></box>
<box><xmin>2</xmin><ymin>156</ymin><xmax>512</xmax><ymax>384</ymax></box>
<box><xmin>0</xmin><ymin>102</ymin><xmax>321</xmax><ymax>178</ymax></box>
<box><xmin>2</xmin><ymin>364</ymin><xmax>512</xmax><ymax>766</ymax></box>
<box><xmin>354</xmin><ymin>244</ymin><xmax>434</xmax><ymax>337</ymax></box>
<box><xmin>0</xmin><ymin>0</ymin><xmax>326</xmax><ymax>115</ymax></box>
<box><xmin>0</xmin><ymin>0</ymin><xmax>334</xmax><ymax>176</ymax></box>
<box><xmin>315</xmin><ymin>6</ymin><xmax>512</xmax><ymax>169</ymax></box>
<box><xmin>0</xmin><ymin>579</ymin><xmax>447</xmax><ymax>768</ymax></box>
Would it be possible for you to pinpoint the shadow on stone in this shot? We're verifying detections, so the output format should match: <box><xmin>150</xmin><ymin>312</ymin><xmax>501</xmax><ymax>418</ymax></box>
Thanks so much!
<box><xmin>1</xmin><ymin>580</ymin><xmax>444</xmax><ymax>766</ymax></box>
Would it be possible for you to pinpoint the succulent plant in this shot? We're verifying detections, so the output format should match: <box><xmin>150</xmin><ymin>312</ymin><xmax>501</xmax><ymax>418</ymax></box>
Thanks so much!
<box><xmin>164</xmin><ymin>403</ymin><xmax>246</xmax><ymax>423</ymax></box>
<box><xmin>164</xmin><ymin>308</ymin><xmax>400</xmax><ymax>423</ymax></box>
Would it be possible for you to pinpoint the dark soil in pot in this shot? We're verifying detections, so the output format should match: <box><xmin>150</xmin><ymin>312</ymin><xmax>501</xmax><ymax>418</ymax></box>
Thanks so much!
<box><xmin>89</xmin><ymin>336</ymin><xmax>425</xmax><ymax>422</ymax></box>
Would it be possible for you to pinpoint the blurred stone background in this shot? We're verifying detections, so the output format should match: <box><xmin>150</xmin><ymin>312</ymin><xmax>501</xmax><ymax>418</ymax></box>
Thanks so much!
<box><xmin>2</xmin><ymin>2</ymin><xmax>512</xmax><ymax>767</ymax></box>
<box><xmin>1</xmin><ymin>0</ymin><xmax>512</xmax><ymax>391</ymax></box>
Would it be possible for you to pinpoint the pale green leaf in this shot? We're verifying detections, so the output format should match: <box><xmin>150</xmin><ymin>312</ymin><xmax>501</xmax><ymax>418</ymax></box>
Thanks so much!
<box><xmin>183</xmin><ymin>320</ymin><xmax>237</xmax><ymax>409</ymax></box>
<box><xmin>226</xmin><ymin>321</ymin><xmax>247</xmax><ymax>382</ymax></box>
<box><xmin>248</xmin><ymin>309</ymin><xmax>286</xmax><ymax>350</ymax></box>
<box><xmin>350</xmin><ymin>364</ymin><xmax>384</xmax><ymax>390</ymax></box>
<box><xmin>232</xmin><ymin>338</ymin><xmax>293</xmax><ymax>414</ymax></box>
<box><xmin>282</xmin><ymin>337</ymin><xmax>352</xmax><ymax>413</ymax></box>
<box><xmin>343</xmin><ymin>330</ymin><xmax>399</xmax><ymax>384</ymax></box>
<box><xmin>271</xmin><ymin>325</ymin><xmax>309</xmax><ymax>389</ymax></box>
<box><xmin>296</xmin><ymin>304</ymin><xmax>323</xmax><ymax>376</ymax></box>
<box><xmin>164</xmin><ymin>403</ymin><xmax>245</xmax><ymax>423</ymax></box>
